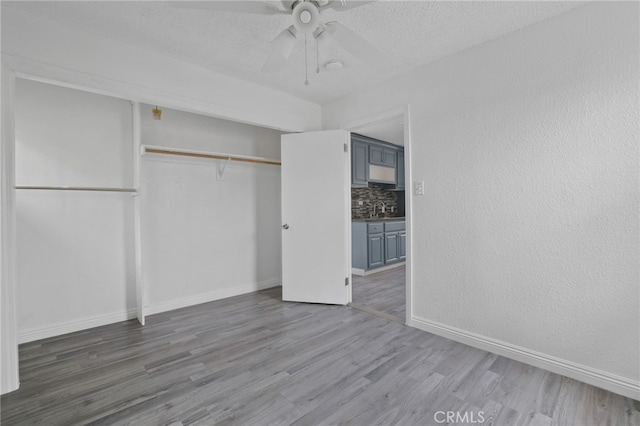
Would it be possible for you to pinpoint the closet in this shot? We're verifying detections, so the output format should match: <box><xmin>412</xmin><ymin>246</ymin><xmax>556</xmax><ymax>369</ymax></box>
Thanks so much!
<box><xmin>14</xmin><ymin>79</ymin><xmax>283</xmax><ymax>342</ymax></box>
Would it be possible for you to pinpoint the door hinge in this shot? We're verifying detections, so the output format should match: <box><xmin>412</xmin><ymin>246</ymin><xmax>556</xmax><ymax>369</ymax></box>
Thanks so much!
<box><xmin>344</xmin><ymin>143</ymin><xmax>348</xmax><ymax>153</ymax></box>
<box><xmin>345</xmin><ymin>277</ymin><xmax>349</xmax><ymax>286</ymax></box>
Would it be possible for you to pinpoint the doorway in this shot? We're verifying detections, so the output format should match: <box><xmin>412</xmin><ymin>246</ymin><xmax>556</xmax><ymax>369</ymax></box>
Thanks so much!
<box><xmin>342</xmin><ymin>107</ymin><xmax>412</xmax><ymax>325</ymax></box>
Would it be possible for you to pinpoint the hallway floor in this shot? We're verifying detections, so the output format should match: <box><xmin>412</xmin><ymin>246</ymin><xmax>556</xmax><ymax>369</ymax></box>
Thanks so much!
<box><xmin>352</xmin><ymin>265</ymin><xmax>406</xmax><ymax>321</ymax></box>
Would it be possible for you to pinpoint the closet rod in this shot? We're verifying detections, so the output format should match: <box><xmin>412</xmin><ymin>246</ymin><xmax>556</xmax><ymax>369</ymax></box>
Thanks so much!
<box><xmin>15</xmin><ymin>186</ymin><xmax>137</xmax><ymax>193</ymax></box>
<box><xmin>142</xmin><ymin>146</ymin><xmax>281</xmax><ymax>166</ymax></box>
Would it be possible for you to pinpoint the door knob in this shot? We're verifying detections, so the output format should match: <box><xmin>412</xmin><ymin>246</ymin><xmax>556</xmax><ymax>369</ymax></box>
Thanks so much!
<box><xmin>282</xmin><ymin>224</ymin><xmax>289</xmax><ymax>230</ymax></box>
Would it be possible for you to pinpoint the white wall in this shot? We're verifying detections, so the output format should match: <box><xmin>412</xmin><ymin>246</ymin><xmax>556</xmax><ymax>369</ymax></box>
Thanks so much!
<box><xmin>140</xmin><ymin>105</ymin><xmax>282</xmax><ymax>314</ymax></box>
<box><xmin>323</xmin><ymin>2</ymin><xmax>639</xmax><ymax>398</ymax></box>
<box><xmin>141</xmin><ymin>104</ymin><xmax>280</xmax><ymax>159</ymax></box>
<box><xmin>15</xmin><ymin>79</ymin><xmax>136</xmax><ymax>342</ymax></box>
<box><xmin>1</xmin><ymin>7</ymin><xmax>321</xmax><ymax>133</ymax></box>
<box><xmin>16</xmin><ymin>80</ymin><xmax>133</xmax><ymax>187</ymax></box>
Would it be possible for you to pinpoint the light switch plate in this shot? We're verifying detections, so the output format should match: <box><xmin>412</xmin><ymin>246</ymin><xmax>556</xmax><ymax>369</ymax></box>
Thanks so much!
<box><xmin>414</xmin><ymin>181</ymin><xmax>425</xmax><ymax>196</ymax></box>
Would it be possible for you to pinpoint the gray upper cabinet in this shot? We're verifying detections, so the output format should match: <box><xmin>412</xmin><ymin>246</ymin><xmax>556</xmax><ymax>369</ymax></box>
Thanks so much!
<box><xmin>369</xmin><ymin>144</ymin><xmax>385</xmax><ymax>166</ymax></box>
<box><xmin>383</xmin><ymin>148</ymin><xmax>397</xmax><ymax>167</ymax></box>
<box><xmin>350</xmin><ymin>133</ymin><xmax>403</xmax><ymax>187</ymax></box>
<box><xmin>351</xmin><ymin>139</ymin><xmax>369</xmax><ymax>186</ymax></box>
<box><xmin>396</xmin><ymin>150</ymin><xmax>405</xmax><ymax>190</ymax></box>
<box><xmin>370</xmin><ymin>144</ymin><xmax>396</xmax><ymax>167</ymax></box>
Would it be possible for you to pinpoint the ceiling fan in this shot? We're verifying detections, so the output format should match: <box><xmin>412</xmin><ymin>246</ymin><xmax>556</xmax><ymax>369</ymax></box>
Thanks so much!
<box><xmin>172</xmin><ymin>1</ymin><xmax>383</xmax><ymax>84</ymax></box>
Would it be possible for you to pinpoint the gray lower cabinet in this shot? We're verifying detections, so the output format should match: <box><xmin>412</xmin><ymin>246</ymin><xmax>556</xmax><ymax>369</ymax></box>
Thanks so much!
<box><xmin>384</xmin><ymin>232</ymin><xmax>399</xmax><ymax>263</ymax></box>
<box><xmin>398</xmin><ymin>232</ymin><xmax>406</xmax><ymax>260</ymax></box>
<box><xmin>352</xmin><ymin>220</ymin><xmax>406</xmax><ymax>271</ymax></box>
<box><xmin>368</xmin><ymin>234</ymin><xmax>384</xmax><ymax>268</ymax></box>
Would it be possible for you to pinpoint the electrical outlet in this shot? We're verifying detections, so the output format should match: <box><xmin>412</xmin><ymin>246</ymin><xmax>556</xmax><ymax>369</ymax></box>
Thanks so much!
<box><xmin>358</xmin><ymin>201</ymin><xmax>364</xmax><ymax>206</ymax></box>
<box><xmin>414</xmin><ymin>181</ymin><xmax>425</xmax><ymax>196</ymax></box>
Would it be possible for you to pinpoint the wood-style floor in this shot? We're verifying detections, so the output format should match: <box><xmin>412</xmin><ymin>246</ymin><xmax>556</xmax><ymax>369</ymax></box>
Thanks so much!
<box><xmin>352</xmin><ymin>266</ymin><xmax>406</xmax><ymax>321</ymax></box>
<box><xmin>2</xmin><ymin>287</ymin><xmax>638</xmax><ymax>425</ymax></box>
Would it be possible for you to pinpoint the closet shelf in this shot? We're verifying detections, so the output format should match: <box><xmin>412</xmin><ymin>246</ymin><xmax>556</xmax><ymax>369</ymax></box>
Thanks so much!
<box><xmin>141</xmin><ymin>145</ymin><xmax>281</xmax><ymax>166</ymax></box>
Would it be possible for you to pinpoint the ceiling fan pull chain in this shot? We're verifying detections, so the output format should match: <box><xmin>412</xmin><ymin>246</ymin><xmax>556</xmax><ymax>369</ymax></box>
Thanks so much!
<box><xmin>304</xmin><ymin>35</ymin><xmax>309</xmax><ymax>86</ymax></box>
<box><xmin>316</xmin><ymin>37</ymin><xmax>320</xmax><ymax>74</ymax></box>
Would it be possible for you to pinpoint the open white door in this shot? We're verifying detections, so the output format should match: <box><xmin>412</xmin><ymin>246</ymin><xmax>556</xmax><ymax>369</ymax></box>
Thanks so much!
<box><xmin>281</xmin><ymin>130</ymin><xmax>351</xmax><ymax>305</ymax></box>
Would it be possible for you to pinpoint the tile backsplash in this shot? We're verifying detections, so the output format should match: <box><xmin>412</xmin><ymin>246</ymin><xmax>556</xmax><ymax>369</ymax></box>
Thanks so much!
<box><xmin>352</xmin><ymin>184</ymin><xmax>402</xmax><ymax>219</ymax></box>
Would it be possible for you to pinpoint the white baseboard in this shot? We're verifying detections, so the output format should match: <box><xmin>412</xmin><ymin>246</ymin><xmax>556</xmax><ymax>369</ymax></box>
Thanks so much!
<box><xmin>409</xmin><ymin>315</ymin><xmax>640</xmax><ymax>401</ymax></box>
<box><xmin>352</xmin><ymin>261</ymin><xmax>405</xmax><ymax>276</ymax></box>
<box><xmin>18</xmin><ymin>309</ymin><xmax>138</xmax><ymax>344</ymax></box>
<box><xmin>17</xmin><ymin>280</ymin><xmax>281</xmax><ymax>344</ymax></box>
<box><xmin>145</xmin><ymin>279</ymin><xmax>281</xmax><ymax>316</ymax></box>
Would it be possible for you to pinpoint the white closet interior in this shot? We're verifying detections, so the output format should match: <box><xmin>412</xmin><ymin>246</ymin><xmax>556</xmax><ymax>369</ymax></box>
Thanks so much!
<box><xmin>14</xmin><ymin>79</ymin><xmax>283</xmax><ymax>342</ymax></box>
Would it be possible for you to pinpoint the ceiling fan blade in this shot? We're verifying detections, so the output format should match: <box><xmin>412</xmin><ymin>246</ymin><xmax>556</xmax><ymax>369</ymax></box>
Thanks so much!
<box><xmin>170</xmin><ymin>1</ymin><xmax>288</xmax><ymax>15</ymax></box>
<box><xmin>324</xmin><ymin>0</ymin><xmax>376</xmax><ymax>12</ymax></box>
<box><xmin>262</xmin><ymin>26</ymin><xmax>298</xmax><ymax>72</ymax></box>
<box><xmin>322</xmin><ymin>21</ymin><xmax>384</xmax><ymax>64</ymax></box>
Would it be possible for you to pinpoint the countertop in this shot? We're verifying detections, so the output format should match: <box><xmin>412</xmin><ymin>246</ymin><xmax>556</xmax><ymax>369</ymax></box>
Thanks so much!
<box><xmin>352</xmin><ymin>217</ymin><xmax>405</xmax><ymax>222</ymax></box>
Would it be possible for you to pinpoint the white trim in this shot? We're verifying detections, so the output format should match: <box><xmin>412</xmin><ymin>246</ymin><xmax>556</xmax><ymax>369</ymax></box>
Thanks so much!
<box><xmin>18</xmin><ymin>310</ymin><xmax>138</xmax><ymax>344</ymax></box>
<box><xmin>410</xmin><ymin>315</ymin><xmax>640</xmax><ymax>400</ymax></box>
<box><xmin>16</xmin><ymin>279</ymin><xmax>282</xmax><ymax>343</ymax></box>
<box><xmin>2</xmin><ymin>53</ymin><xmax>308</xmax><ymax>133</ymax></box>
<box><xmin>344</xmin><ymin>133</ymin><xmax>353</xmax><ymax>305</ymax></box>
<box><xmin>339</xmin><ymin>105</ymin><xmax>413</xmax><ymax>325</ymax></box>
<box><xmin>341</xmin><ymin>106</ymin><xmax>408</xmax><ymax>134</ymax></box>
<box><xmin>145</xmin><ymin>279</ymin><xmax>281</xmax><ymax>316</ymax></box>
<box><xmin>351</xmin><ymin>261</ymin><xmax>406</xmax><ymax>276</ymax></box>
<box><xmin>402</xmin><ymin>106</ymin><xmax>413</xmax><ymax>328</ymax></box>
<box><xmin>1</xmin><ymin>63</ymin><xmax>20</xmax><ymax>394</ymax></box>
<box><xmin>132</xmin><ymin>102</ymin><xmax>145</xmax><ymax>326</ymax></box>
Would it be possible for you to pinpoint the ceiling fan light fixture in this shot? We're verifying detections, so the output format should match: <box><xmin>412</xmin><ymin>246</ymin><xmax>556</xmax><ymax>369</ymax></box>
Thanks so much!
<box><xmin>313</xmin><ymin>23</ymin><xmax>337</xmax><ymax>52</ymax></box>
<box><xmin>262</xmin><ymin>25</ymin><xmax>299</xmax><ymax>72</ymax></box>
<box><xmin>292</xmin><ymin>1</ymin><xmax>320</xmax><ymax>34</ymax></box>
<box><xmin>300</xmin><ymin>10</ymin><xmax>312</xmax><ymax>24</ymax></box>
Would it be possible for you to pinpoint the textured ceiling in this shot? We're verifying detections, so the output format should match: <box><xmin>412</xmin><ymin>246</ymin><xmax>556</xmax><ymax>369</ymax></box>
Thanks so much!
<box><xmin>4</xmin><ymin>1</ymin><xmax>583</xmax><ymax>105</ymax></box>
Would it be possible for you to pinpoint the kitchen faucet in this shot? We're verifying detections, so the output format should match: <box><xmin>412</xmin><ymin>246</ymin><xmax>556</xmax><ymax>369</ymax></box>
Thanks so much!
<box><xmin>372</xmin><ymin>201</ymin><xmax>386</xmax><ymax>218</ymax></box>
